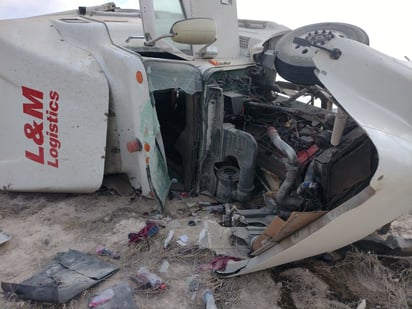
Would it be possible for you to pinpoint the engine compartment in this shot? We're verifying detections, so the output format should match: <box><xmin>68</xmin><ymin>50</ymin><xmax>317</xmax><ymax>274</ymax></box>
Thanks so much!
<box><xmin>200</xmin><ymin>66</ymin><xmax>378</xmax><ymax>216</ymax></box>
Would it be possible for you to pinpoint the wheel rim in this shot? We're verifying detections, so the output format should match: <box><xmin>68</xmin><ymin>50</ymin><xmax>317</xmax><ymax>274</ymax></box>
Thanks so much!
<box><xmin>274</xmin><ymin>23</ymin><xmax>369</xmax><ymax>85</ymax></box>
<box><xmin>293</xmin><ymin>28</ymin><xmax>348</xmax><ymax>58</ymax></box>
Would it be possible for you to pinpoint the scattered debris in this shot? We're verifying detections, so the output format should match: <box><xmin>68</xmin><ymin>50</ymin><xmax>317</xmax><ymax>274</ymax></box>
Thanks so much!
<box><xmin>0</xmin><ymin>230</ymin><xmax>10</xmax><ymax>245</ymax></box>
<box><xmin>250</xmin><ymin>211</ymin><xmax>327</xmax><ymax>255</ymax></box>
<box><xmin>89</xmin><ymin>288</ymin><xmax>115</xmax><ymax>307</ymax></box>
<box><xmin>202</xmin><ymin>289</ymin><xmax>218</xmax><ymax>309</ymax></box>
<box><xmin>177</xmin><ymin>234</ymin><xmax>189</xmax><ymax>246</ymax></box>
<box><xmin>128</xmin><ymin>221</ymin><xmax>159</xmax><ymax>246</ymax></box>
<box><xmin>215</xmin><ymin>258</ymin><xmax>249</xmax><ymax>275</ymax></box>
<box><xmin>88</xmin><ymin>283</ymin><xmax>137</xmax><ymax>309</ymax></box>
<box><xmin>205</xmin><ymin>204</ymin><xmax>225</xmax><ymax>214</ymax></box>
<box><xmin>159</xmin><ymin>260</ymin><xmax>170</xmax><ymax>273</ymax></box>
<box><xmin>360</xmin><ymin>230</ymin><xmax>412</xmax><ymax>255</ymax></box>
<box><xmin>178</xmin><ymin>244</ymin><xmax>202</xmax><ymax>255</ymax></box>
<box><xmin>187</xmin><ymin>275</ymin><xmax>200</xmax><ymax>301</ymax></box>
<box><xmin>131</xmin><ymin>267</ymin><xmax>166</xmax><ymax>290</ymax></box>
<box><xmin>251</xmin><ymin>216</ymin><xmax>285</xmax><ymax>251</ymax></box>
<box><xmin>356</xmin><ymin>299</ymin><xmax>367</xmax><ymax>309</ymax></box>
<box><xmin>163</xmin><ymin>229</ymin><xmax>175</xmax><ymax>249</ymax></box>
<box><xmin>0</xmin><ymin>191</ymin><xmax>411</xmax><ymax>308</ymax></box>
<box><xmin>180</xmin><ymin>192</ymin><xmax>189</xmax><ymax>198</ymax></box>
<box><xmin>199</xmin><ymin>220</ymin><xmax>241</xmax><ymax>257</ymax></box>
<box><xmin>1</xmin><ymin>249</ymin><xmax>118</xmax><ymax>303</ymax></box>
<box><xmin>186</xmin><ymin>202</ymin><xmax>197</xmax><ymax>208</ymax></box>
<box><xmin>200</xmin><ymin>255</ymin><xmax>243</xmax><ymax>272</ymax></box>
<box><xmin>96</xmin><ymin>245</ymin><xmax>120</xmax><ymax>259</ymax></box>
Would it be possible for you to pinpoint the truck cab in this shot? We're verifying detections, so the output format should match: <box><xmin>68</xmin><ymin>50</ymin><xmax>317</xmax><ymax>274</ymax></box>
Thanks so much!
<box><xmin>0</xmin><ymin>0</ymin><xmax>290</xmax><ymax>209</ymax></box>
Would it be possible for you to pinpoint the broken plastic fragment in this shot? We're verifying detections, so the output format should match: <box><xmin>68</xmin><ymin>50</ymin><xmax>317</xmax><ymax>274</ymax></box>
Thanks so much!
<box><xmin>356</xmin><ymin>299</ymin><xmax>366</xmax><ymax>309</ymax></box>
<box><xmin>159</xmin><ymin>260</ymin><xmax>170</xmax><ymax>273</ymax></box>
<box><xmin>177</xmin><ymin>234</ymin><xmax>189</xmax><ymax>246</ymax></box>
<box><xmin>0</xmin><ymin>231</ymin><xmax>11</xmax><ymax>245</ymax></box>
<box><xmin>89</xmin><ymin>288</ymin><xmax>115</xmax><ymax>307</ymax></box>
<box><xmin>96</xmin><ymin>245</ymin><xmax>120</xmax><ymax>259</ymax></box>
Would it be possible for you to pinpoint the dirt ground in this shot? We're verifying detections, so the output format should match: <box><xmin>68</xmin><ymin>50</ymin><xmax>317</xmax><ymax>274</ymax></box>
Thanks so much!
<box><xmin>0</xmin><ymin>190</ymin><xmax>411</xmax><ymax>308</ymax></box>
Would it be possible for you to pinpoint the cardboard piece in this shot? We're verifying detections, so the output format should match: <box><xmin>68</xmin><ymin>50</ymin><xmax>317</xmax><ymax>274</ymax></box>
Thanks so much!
<box><xmin>252</xmin><ymin>216</ymin><xmax>286</xmax><ymax>251</ymax></box>
<box><xmin>252</xmin><ymin>211</ymin><xmax>327</xmax><ymax>252</ymax></box>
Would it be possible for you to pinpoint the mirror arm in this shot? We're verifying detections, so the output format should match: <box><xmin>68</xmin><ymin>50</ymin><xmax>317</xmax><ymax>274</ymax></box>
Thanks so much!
<box><xmin>125</xmin><ymin>35</ymin><xmax>145</xmax><ymax>43</ymax></box>
<box><xmin>144</xmin><ymin>33</ymin><xmax>175</xmax><ymax>47</ymax></box>
<box><xmin>198</xmin><ymin>38</ymin><xmax>217</xmax><ymax>58</ymax></box>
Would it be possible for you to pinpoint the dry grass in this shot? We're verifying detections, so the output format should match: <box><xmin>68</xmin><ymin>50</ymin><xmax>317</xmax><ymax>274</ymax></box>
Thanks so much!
<box><xmin>278</xmin><ymin>267</ymin><xmax>352</xmax><ymax>309</ymax></box>
<box><xmin>319</xmin><ymin>249</ymin><xmax>410</xmax><ymax>309</ymax></box>
<box><xmin>270</xmin><ymin>248</ymin><xmax>412</xmax><ymax>309</ymax></box>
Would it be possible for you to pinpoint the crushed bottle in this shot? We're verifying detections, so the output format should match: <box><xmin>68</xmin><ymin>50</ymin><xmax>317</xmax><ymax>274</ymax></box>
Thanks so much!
<box><xmin>134</xmin><ymin>266</ymin><xmax>166</xmax><ymax>290</ymax></box>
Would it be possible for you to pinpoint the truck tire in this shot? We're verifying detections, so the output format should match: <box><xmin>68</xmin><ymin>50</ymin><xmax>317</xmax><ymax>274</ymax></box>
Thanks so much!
<box><xmin>274</xmin><ymin>22</ymin><xmax>369</xmax><ymax>85</ymax></box>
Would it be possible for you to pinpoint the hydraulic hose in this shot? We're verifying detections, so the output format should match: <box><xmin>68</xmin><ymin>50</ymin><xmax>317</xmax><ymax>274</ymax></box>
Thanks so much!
<box><xmin>267</xmin><ymin>127</ymin><xmax>297</xmax><ymax>164</ymax></box>
<box><xmin>266</xmin><ymin>126</ymin><xmax>299</xmax><ymax>204</ymax></box>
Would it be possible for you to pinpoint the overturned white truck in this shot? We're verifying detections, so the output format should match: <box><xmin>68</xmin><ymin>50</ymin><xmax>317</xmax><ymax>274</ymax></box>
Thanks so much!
<box><xmin>1</xmin><ymin>0</ymin><xmax>411</xmax><ymax>275</ymax></box>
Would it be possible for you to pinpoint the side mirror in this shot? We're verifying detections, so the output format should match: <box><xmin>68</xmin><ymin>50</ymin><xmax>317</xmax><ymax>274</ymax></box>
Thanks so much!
<box><xmin>144</xmin><ymin>18</ymin><xmax>216</xmax><ymax>47</ymax></box>
<box><xmin>171</xmin><ymin>18</ymin><xmax>216</xmax><ymax>45</ymax></box>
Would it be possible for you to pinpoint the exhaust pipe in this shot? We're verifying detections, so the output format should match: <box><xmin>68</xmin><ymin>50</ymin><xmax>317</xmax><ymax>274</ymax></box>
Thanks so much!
<box><xmin>330</xmin><ymin>107</ymin><xmax>348</xmax><ymax>146</ymax></box>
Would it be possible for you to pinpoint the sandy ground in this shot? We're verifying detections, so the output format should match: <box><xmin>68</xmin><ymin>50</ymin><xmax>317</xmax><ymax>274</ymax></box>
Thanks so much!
<box><xmin>0</xmin><ymin>190</ymin><xmax>411</xmax><ymax>308</ymax></box>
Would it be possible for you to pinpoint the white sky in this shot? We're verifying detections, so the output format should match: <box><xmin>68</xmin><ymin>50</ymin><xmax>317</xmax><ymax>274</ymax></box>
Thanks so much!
<box><xmin>0</xmin><ymin>0</ymin><xmax>410</xmax><ymax>59</ymax></box>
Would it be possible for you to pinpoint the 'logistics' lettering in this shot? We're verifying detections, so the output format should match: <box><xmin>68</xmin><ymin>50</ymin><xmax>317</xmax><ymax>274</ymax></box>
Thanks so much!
<box><xmin>22</xmin><ymin>86</ymin><xmax>61</xmax><ymax>168</ymax></box>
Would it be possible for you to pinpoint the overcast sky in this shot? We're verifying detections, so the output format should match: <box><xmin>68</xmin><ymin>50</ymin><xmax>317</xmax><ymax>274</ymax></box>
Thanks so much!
<box><xmin>0</xmin><ymin>0</ymin><xmax>410</xmax><ymax>59</ymax></box>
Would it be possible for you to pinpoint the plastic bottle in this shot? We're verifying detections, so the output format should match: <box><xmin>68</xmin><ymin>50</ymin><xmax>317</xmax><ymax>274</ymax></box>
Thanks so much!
<box><xmin>163</xmin><ymin>229</ymin><xmax>175</xmax><ymax>249</ymax></box>
<box><xmin>202</xmin><ymin>289</ymin><xmax>217</xmax><ymax>309</ymax></box>
<box><xmin>136</xmin><ymin>267</ymin><xmax>166</xmax><ymax>290</ymax></box>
